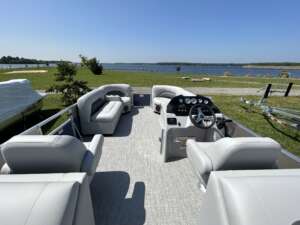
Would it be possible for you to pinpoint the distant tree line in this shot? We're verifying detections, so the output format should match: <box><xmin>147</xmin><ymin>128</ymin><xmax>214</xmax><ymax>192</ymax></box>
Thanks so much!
<box><xmin>0</xmin><ymin>56</ymin><xmax>62</xmax><ymax>64</ymax></box>
<box><xmin>157</xmin><ymin>62</ymin><xmax>300</xmax><ymax>66</ymax></box>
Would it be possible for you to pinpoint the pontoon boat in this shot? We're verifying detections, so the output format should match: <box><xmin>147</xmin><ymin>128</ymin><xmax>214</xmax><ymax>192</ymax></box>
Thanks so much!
<box><xmin>0</xmin><ymin>84</ymin><xmax>299</xmax><ymax>225</ymax></box>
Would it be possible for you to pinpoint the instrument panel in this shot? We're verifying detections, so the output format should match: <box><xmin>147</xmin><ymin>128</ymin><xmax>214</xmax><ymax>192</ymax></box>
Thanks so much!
<box><xmin>166</xmin><ymin>95</ymin><xmax>220</xmax><ymax>116</ymax></box>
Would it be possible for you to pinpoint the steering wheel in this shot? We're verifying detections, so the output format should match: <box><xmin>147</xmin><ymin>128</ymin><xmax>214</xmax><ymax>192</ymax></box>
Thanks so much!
<box><xmin>189</xmin><ymin>104</ymin><xmax>216</xmax><ymax>129</ymax></box>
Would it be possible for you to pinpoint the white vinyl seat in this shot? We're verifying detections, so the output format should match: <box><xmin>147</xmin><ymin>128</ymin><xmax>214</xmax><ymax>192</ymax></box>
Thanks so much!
<box><xmin>199</xmin><ymin>169</ymin><xmax>300</xmax><ymax>225</ymax></box>
<box><xmin>186</xmin><ymin>137</ymin><xmax>281</xmax><ymax>187</ymax></box>
<box><xmin>0</xmin><ymin>173</ymin><xmax>95</xmax><ymax>225</ymax></box>
<box><xmin>77</xmin><ymin>84</ymin><xmax>132</xmax><ymax>135</ymax></box>
<box><xmin>151</xmin><ymin>85</ymin><xmax>195</xmax><ymax>113</ymax></box>
<box><xmin>91</xmin><ymin>101</ymin><xmax>123</xmax><ymax>122</ymax></box>
<box><xmin>0</xmin><ymin>135</ymin><xmax>103</xmax><ymax>181</ymax></box>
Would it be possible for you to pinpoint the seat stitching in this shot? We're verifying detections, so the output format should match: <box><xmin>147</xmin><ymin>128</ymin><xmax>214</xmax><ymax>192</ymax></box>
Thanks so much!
<box><xmin>218</xmin><ymin>177</ymin><xmax>231</xmax><ymax>225</ymax></box>
<box><xmin>24</xmin><ymin>183</ymin><xmax>49</xmax><ymax>225</ymax></box>
<box><xmin>200</xmin><ymin>143</ymin><xmax>214</xmax><ymax>171</ymax></box>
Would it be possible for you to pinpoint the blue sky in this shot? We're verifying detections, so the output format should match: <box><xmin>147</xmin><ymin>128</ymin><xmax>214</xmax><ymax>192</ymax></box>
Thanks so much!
<box><xmin>1</xmin><ymin>0</ymin><xmax>300</xmax><ymax>63</ymax></box>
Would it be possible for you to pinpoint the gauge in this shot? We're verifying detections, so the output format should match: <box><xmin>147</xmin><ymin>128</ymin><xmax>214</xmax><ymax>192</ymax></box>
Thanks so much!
<box><xmin>191</xmin><ymin>98</ymin><xmax>197</xmax><ymax>104</ymax></box>
<box><xmin>198</xmin><ymin>99</ymin><xmax>203</xmax><ymax>103</ymax></box>
<box><xmin>185</xmin><ymin>98</ymin><xmax>191</xmax><ymax>104</ymax></box>
<box><xmin>178</xmin><ymin>98</ymin><xmax>184</xmax><ymax>103</ymax></box>
<box><xmin>204</xmin><ymin>100</ymin><xmax>209</xmax><ymax>104</ymax></box>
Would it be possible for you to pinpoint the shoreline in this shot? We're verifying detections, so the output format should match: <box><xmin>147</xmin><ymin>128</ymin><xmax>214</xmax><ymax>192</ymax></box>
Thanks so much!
<box><xmin>243</xmin><ymin>65</ymin><xmax>300</xmax><ymax>70</ymax></box>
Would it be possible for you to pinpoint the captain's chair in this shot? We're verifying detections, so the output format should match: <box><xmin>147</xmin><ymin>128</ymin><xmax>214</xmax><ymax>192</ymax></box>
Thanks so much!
<box><xmin>151</xmin><ymin>85</ymin><xmax>195</xmax><ymax>114</ymax></box>
<box><xmin>0</xmin><ymin>135</ymin><xmax>103</xmax><ymax>181</ymax></box>
<box><xmin>187</xmin><ymin>137</ymin><xmax>281</xmax><ymax>189</ymax></box>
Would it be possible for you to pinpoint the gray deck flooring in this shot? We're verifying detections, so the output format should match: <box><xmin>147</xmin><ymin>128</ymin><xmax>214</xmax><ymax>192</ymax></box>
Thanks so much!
<box><xmin>91</xmin><ymin>106</ymin><xmax>203</xmax><ymax>225</ymax></box>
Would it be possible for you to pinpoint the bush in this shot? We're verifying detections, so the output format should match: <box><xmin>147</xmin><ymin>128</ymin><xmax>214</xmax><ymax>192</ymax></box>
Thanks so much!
<box><xmin>88</xmin><ymin>58</ymin><xmax>103</xmax><ymax>75</ymax></box>
<box><xmin>79</xmin><ymin>55</ymin><xmax>103</xmax><ymax>75</ymax></box>
<box><xmin>279</xmin><ymin>70</ymin><xmax>290</xmax><ymax>78</ymax></box>
<box><xmin>54</xmin><ymin>61</ymin><xmax>77</xmax><ymax>82</ymax></box>
<box><xmin>47</xmin><ymin>61</ymin><xmax>90</xmax><ymax>105</ymax></box>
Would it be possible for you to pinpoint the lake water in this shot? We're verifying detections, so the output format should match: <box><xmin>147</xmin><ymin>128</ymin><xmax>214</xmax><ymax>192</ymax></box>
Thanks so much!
<box><xmin>103</xmin><ymin>63</ymin><xmax>300</xmax><ymax>77</ymax></box>
<box><xmin>1</xmin><ymin>63</ymin><xmax>300</xmax><ymax>77</ymax></box>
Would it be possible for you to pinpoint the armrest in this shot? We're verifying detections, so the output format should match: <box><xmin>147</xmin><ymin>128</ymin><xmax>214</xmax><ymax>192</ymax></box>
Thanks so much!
<box><xmin>106</xmin><ymin>95</ymin><xmax>121</xmax><ymax>101</ymax></box>
<box><xmin>81</xmin><ymin>134</ymin><xmax>104</xmax><ymax>176</ymax></box>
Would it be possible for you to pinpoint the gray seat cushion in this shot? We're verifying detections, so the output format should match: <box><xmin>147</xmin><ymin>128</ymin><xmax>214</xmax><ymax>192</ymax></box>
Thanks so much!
<box><xmin>187</xmin><ymin>137</ymin><xmax>281</xmax><ymax>186</ymax></box>
<box><xmin>1</xmin><ymin>135</ymin><xmax>86</xmax><ymax>174</ymax></box>
<box><xmin>1</xmin><ymin>135</ymin><xmax>103</xmax><ymax>178</ymax></box>
<box><xmin>92</xmin><ymin>101</ymin><xmax>123</xmax><ymax>122</ymax></box>
<box><xmin>0</xmin><ymin>173</ymin><xmax>95</xmax><ymax>225</ymax></box>
<box><xmin>199</xmin><ymin>169</ymin><xmax>300</xmax><ymax>225</ymax></box>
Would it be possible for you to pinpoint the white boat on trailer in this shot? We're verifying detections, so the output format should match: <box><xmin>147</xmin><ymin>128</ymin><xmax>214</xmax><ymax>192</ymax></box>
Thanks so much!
<box><xmin>0</xmin><ymin>84</ymin><xmax>299</xmax><ymax>225</ymax></box>
<box><xmin>0</xmin><ymin>79</ymin><xmax>46</xmax><ymax>131</ymax></box>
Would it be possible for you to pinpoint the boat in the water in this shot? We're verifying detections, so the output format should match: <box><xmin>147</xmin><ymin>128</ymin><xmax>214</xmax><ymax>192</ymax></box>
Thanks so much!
<box><xmin>0</xmin><ymin>84</ymin><xmax>299</xmax><ymax>225</ymax></box>
<box><xmin>0</xmin><ymin>79</ymin><xmax>46</xmax><ymax>131</ymax></box>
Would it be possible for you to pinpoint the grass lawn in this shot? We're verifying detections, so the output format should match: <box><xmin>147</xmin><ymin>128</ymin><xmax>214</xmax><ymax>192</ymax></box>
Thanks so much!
<box><xmin>5</xmin><ymin>94</ymin><xmax>297</xmax><ymax>157</ymax></box>
<box><xmin>1</xmin><ymin>67</ymin><xmax>300</xmax><ymax>90</ymax></box>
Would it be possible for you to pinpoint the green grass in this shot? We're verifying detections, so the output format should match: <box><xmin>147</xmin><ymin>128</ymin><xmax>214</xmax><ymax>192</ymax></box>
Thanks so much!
<box><xmin>212</xmin><ymin>95</ymin><xmax>300</xmax><ymax>156</ymax></box>
<box><xmin>1</xmin><ymin>67</ymin><xmax>300</xmax><ymax>90</ymax></box>
<box><xmin>1</xmin><ymin>93</ymin><xmax>299</xmax><ymax>157</ymax></box>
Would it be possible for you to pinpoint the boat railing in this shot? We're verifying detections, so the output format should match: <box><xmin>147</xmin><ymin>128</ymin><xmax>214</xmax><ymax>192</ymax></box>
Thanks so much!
<box><xmin>21</xmin><ymin>104</ymin><xmax>77</xmax><ymax>135</ymax></box>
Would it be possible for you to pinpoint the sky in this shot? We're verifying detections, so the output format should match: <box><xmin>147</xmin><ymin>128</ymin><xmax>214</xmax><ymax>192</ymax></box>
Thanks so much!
<box><xmin>1</xmin><ymin>0</ymin><xmax>300</xmax><ymax>63</ymax></box>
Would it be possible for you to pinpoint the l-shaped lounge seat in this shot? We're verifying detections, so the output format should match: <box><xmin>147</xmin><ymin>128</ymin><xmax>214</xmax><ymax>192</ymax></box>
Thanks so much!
<box><xmin>0</xmin><ymin>134</ymin><xmax>103</xmax><ymax>182</ymax></box>
<box><xmin>0</xmin><ymin>173</ymin><xmax>95</xmax><ymax>225</ymax></box>
<box><xmin>77</xmin><ymin>84</ymin><xmax>133</xmax><ymax>135</ymax></box>
<box><xmin>198</xmin><ymin>169</ymin><xmax>300</xmax><ymax>225</ymax></box>
<box><xmin>151</xmin><ymin>85</ymin><xmax>195</xmax><ymax>114</ymax></box>
<box><xmin>186</xmin><ymin>137</ymin><xmax>281</xmax><ymax>190</ymax></box>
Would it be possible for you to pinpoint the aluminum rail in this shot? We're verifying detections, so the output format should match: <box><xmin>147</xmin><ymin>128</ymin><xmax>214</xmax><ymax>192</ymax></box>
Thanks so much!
<box><xmin>21</xmin><ymin>103</ymin><xmax>77</xmax><ymax>135</ymax></box>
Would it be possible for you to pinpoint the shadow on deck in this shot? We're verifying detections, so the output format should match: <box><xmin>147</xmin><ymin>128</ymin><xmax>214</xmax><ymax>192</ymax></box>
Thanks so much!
<box><xmin>91</xmin><ymin>171</ymin><xmax>146</xmax><ymax>225</ymax></box>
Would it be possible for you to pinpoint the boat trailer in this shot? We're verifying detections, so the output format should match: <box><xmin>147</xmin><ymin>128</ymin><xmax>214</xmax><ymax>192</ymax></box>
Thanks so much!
<box><xmin>241</xmin><ymin>82</ymin><xmax>300</xmax><ymax>130</ymax></box>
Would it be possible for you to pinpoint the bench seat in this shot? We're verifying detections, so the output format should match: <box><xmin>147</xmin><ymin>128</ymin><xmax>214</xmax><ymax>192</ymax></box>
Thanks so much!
<box><xmin>187</xmin><ymin>137</ymin><xmax>281</xmax><ymax>189</ymax></box>
<box><xmin>92</xmin><ymin>101</ymin><xmax>123</xmax><ymax>122</ymax></box>
<box><xmin>77</xmin><ymin>84</ymin><xmax>132</xmax><ymax>135</ymax></box>
<box><xmin>0</xmin><ymin>173</ymin><xmax>95</xmax><ymax>225</ymax></box>
<box><xmin>199</xmin><ymin>169</ymin><xmax>300</xmax><ymax>225</ymax></box>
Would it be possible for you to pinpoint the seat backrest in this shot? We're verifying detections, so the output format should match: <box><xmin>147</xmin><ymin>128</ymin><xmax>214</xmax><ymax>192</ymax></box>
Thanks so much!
<box><xmin>209</xmin><ymin>137</ymin><xmax>281</xmax><ymax>170</ymax></box>
<box><xmin>103</xmin><ymin>84</ymin><xmax>132</xmax><ymax>98</ymax></box>
<box><xmin>199</xmin><ymin>169</ymin><xmax>300</xmax><ymax>225</ymax></box>
<box><xmin>77</xmin><ymin>84</ymin><xmax>132</xmax><ymax>130</ymax></box>
<box><xmin>0</xmin><ymin>173</ymin><xmax>95</xmax><ymax>225</ymax></box>
<box><xmin>1</xmin><ymin>135</ymin><xmax>87</xmax><ymax>174</ymax></box>
<box><xmin>152</xmin><ymin>85</ymin><xmax>195</xmax><ymax>101</ymax></box>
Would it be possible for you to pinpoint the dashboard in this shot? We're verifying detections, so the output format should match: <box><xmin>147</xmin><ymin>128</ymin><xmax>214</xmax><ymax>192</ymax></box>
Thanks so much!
<box><xmin>166</xmin><ymin>95</ymin><xmax>220</xmax><ymax>116</ymax></box>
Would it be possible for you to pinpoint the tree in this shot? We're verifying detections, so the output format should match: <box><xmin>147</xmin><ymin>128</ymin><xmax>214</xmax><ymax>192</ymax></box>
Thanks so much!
<box><xmin>47</xmin><ymin>61</ymin><xmax>90</xmax><ymax>105</ymax></box>
<box><xmin>79</xmin><ymin>55</ymin><xmax>103</xmax><ymax>75</ymax></box>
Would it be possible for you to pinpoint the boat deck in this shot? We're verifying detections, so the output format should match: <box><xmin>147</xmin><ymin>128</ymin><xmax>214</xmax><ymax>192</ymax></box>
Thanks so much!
<box><xmin>90</xmin><ymin>106</ymin><xmax>203</xmax><ymax>225</ymax></box>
